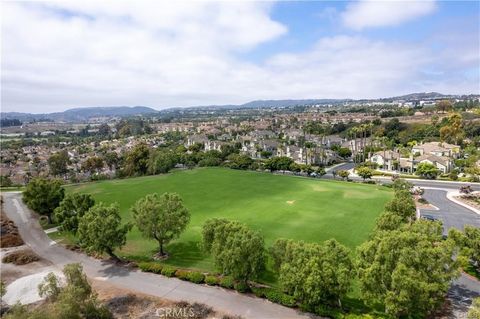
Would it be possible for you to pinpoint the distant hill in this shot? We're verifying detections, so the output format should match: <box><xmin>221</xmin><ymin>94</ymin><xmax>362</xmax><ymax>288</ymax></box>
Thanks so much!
<box><xmin>239</xmin><ymin>99</ymin><xmax>351</xmax><ymax>108</ymax></box>
<box><xmin>1</xmin><ymin>92</ymin><xmax>477</xmax><ymax>123</ymax></box>
<box><xmin>1</xmin><ymin>106</ymin><xmax>158</xmax><ymax>122</ymax></box>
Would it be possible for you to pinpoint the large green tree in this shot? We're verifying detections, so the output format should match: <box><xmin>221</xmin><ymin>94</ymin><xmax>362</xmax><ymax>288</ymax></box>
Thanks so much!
<box><xmin>356</xmin><ymin>167</ymin><xmax>374</xmax><ymax>181</ymax></box>
<box><xmin>131</xmin><ymin>193</ymin><xmax>190</xmax><ymax>257</ymax></box>
<box><xmin>275</xmin><ymin>239</ymin><xmax>353</xmax><ymax>308</ymax></box>
<box><xmin>48</xmin><ymin>151</ymin><xmax>70</xmax><ymax>177</ymax></box>
<box><xmin>123</xmin><ymin>143</ymin><xmax>150</xmax><ymax>176</ymax></box>
<box><xmin>54</xmin><ymin>193</ymin><xmax>95</xmax><ymax>233</ymax></box>
<box><xmin>356</xmin><ymin>220</ymin><xmax>459</xmax><ymax>317</ymax></box>
<box><xmin>384</xmin><ymin>189</ymin><xmax>416</xmax><ymax>222</ymax></box>
<box><xmin>78</xmin><ymin>203</ymin><xmax>131</xmax><ymax>261</ymax></box>
<box><xmin>449</xmin><ymin>225</ymin><xmax>480</xmax><ymax>273</ymax></box>
<box><xmin>202</xmin><ymin>219</ymin><xmax>265</xmax><ymax>282</ymax></box>
<box><xmin>23</xmin><ymin>178</ymin><xmax>65</xmax><ymax>223</ymax></box>
<box><xmin>415</xmin><ymin>162</ymin><xmax>440</xmax><ymax>179</ymax></box>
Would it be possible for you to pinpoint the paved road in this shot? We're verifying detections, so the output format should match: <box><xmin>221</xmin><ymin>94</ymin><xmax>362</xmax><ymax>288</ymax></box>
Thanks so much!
<box><xmin>417</xmin><ymin>188</ymin><xmax>480</xmax><ymax>317</ymax></box>
<box><xmin>420</xmin><ymin>189</ymin><xmax>480</xmax><ymax>233</ymax></box>
<box><xmin>1</xmin><ymin>192</ymin><xmax>315</xmax><ymax>319</ymax></box>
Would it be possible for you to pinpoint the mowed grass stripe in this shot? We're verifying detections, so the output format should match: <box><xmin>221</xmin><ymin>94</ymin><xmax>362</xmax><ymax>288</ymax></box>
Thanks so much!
<box><xmin>69</xmin><ymin>168</ymin><xmax>392</xmax><ymax>271</ymax></box>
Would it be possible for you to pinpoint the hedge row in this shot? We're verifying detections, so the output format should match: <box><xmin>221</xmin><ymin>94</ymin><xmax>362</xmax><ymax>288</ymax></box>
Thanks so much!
<box><xmin>137</xmin><ymin>262</ymin><xmax>384</xmax><ymax>319</ymax></box>
<box><xmin>138</xmin><ymin>262</ymin><xmax>251</xmax><ymax>293</ymax></box>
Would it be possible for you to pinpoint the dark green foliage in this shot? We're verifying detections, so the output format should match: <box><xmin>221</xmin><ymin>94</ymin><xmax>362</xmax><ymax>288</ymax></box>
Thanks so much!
<box><xmin>278</xmin><ymin>239</ymin><xmax>353</xmax><ymax>307</ymax></box>
<box><xmin>131</xmin><ymin>192</ymin><xmax>190</xmax><ymax>256</ymax></box>
<box><xmin>77</xmin><ymin>203</ymin><xmax>132</xmax><ymax>260</ymax></box>
<box><xmin>233</xmin><ymin>281</ymin><xmax>249</xmax><ymax>293</ymax></box>
<box><xmin>23</xmin><ymin>178</ymin><xmax>65</xmax><ymax>223</ymax></box>
<box><xmin>54</xmin><ymin>193</ymin><xmax>95</xmax><ymax>233</ymax></box>
<box><xmin>264</xmin><ymin>156</ymin><xmax>294</xmax><ymax>171</ymax></box>
<box><xmin>219</xmin><ymin>276</ymin><xmax>234</xmax><ymax>289</ymax></box>
<box><xmin>123</xmin><ymin>143</ymin><xmax>150</xmax><ymax>176</ymax></box>
<box><xmin>202</xmin><ymin>219</ymin><xmax>265</xmax><ymax>281</ymax></box>
<box><xmin>147</xmin><ymin>150</ymin><xmax>178</xmax><ymax>174</ymax></box>
<box><xmin>357</xmin><ymin>221</ymin><xmax>459</xmax><ymax>317</ymax></box>
<box><xmin>48</xmin><ymin>150</ymin><xmax>70</xmax><ymax>177</ymax></box>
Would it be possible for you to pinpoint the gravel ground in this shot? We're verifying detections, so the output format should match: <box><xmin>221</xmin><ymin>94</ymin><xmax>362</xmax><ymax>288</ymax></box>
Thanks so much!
<box><xmin>2</xmin><ymin>269</ymin><xmax>63</xmax><ymax>305</ymax></box>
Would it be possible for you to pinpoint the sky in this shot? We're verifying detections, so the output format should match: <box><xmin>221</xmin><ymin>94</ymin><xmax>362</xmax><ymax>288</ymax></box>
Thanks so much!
<box><xmin>1</xmin><ymin>0</ymin><xmax>479</xmax><ymax>113</ymax></box>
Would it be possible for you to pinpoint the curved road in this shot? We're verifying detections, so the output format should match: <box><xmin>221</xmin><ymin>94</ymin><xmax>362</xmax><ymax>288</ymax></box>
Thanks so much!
<box><xmin>1</xmin><ymin>192</ymin><xmax>314</xmax><ymax>319</ymax></box>
<box><xmin>418</xmin><ymin>187</ymin><xmax>480</xmax><ymax>317</ymax></box>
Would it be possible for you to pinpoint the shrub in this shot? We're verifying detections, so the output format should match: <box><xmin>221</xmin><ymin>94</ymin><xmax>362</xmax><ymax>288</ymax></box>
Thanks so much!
<box><xmin>233</xmin><ymin>281</ymin><xmax>250</xmax><ymax>293</ymax></box>
<box><xmin>187</xmin><ymin>271</ymin><xmax>205</xmax><ymax>284</ymax></box>
<box><xmin>138</xmin><ymin>262</ymin><xmax>163</xmax><ymax>274</ymax></box>
<box><xmin>219</xmin><ymin>276</ymin><xmax>234</xmax><ymax>289</ymax></box>
<box><xmin>2</xmin><ymin>250</ymin><xmax>40</xmax><ymax>265</ymax></box>
<box><xmin>264</xmin><ymin>289</ymin><xmax>296</xmax><ymax>307</ymax></box>
<box><xmin>205</xmin><ymin>275</ymin><xmax>218</xmax><ymax>286</ymax></box>
<box><xmin>161</xmin><ymin>266</ymin><xmax>177</xmax><ymax>277</ymax></box>
<box><xmin>175</xmin><ymin>269</ymin><xmax>190</xmax><ymax>280</ymax></box>
<box><xmin>251</xmin><ymin>287</ymin><xmax>266</xmax><ymax>298</ymax></box>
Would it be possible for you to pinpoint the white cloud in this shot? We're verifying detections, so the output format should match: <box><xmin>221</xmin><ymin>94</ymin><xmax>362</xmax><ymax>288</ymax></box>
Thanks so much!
<box><xmin>342</xmin><ymin>0</ymin><xmax>437</xmax><ymax>30</ymax></box>
<box><xmin>1</xmin><ymin>1</ymin><xmax>478</xmax><ymax>113</ymax></box>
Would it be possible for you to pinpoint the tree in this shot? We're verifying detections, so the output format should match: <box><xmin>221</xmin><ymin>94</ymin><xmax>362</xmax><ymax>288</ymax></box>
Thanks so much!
<box><xmin>356</xmin><ymin>167</ymin><xmax>374</xmax><ymax>181</ymax></box>
<box><xmin>0</xmin><ymin>175</ymin><xmax>13</xmax><ymax>187</ymax></box>
<box><xmin>202</xmin><ymin>219</ymin><xmax>265</xmax><ymax>281</ymax></box>
<box><xmin>104</xmin><ymin>152</ymin><xmax>120</xmax><ymax>170</ymax></box>
<box><xmin>147</xmin><ymin>150</ymin><xmax>178</xmax><ymax>175</ymax></box>
<box><xmin>36</xmin><ymin>263</ymin><xmax>112</xmax><ymax>319</ymax></box>
<box><xmin>77</xmin><ymin>203</ymin><xmax>131</xmax><ymax>261</ymax></box>
<box><xmin>436</xmin><ymin>100</ymin><xmax>453</xmax><ymax>113</ymax></box>
<box><xmin>81</xmin><ymin>156</ymin><xmax>104</xmax><ymax>175</ymax></box>
<box><xmin>337</xmin><ymin>147</ymin><xmax>352</xmax><ymax>158</ymax></box>
<box><xmin>384</xmin><ymin>189</ymin><xmax>416</xmax><ymax>222</ymax></box>
<box><xmin>123</xmin><ymin>143</ymin><xmax>150</xmax><ymax>176</ymax></box>
<box><xmin>98</xmin><ymin>123</ymin><xmax>111</xmax><ymax>136</ymax></box>
<box><xmin>264</xmin><ymin>156</ymin><xmax>294</xmax><ymax>172</ymax></box>
<box><xmin>48</xmin><ymin>151</ymin><xmax>70</xmax><ymax>177</ymax></box>
<box><xmin>23</xmin><ymin>178</ymin><xmax>65</xmax><ymax>224</ymax></box>
<box><xmin>131</xmin><ymin>193</ymin><xmax>190</xmax><ymax>257</ymax></box>
<box><xmin>373</xmin><ymin>211</ymin><xmax>404</xmax><ymax>232</ymax></box>
<box><xmin>357</xmin><ymin>221</ymin><xmax>458</xmax><ymax>317</ymax></box>
<box><xmin>415</xmin><ymin>162</ymin><xmax>440</xmax><ymax>179</ymax></box>
<box><xmin>337</xmin><ymin>169</ymin><xmax>350</xmax><ymax>181</ymax></box>
<box><xmin>449</xmin><ymin>225</ymin><xmax>480</xmax><ymax>273</ymax></box>
<box><xmin>277</xmin><ymin>239</ymin><xmax>353</xmax><ymax>307</ymax></box>
<box><xmin>54</xmin><ymin>193</ymin><xmax>95</xmax><ymax>234</ymax></box>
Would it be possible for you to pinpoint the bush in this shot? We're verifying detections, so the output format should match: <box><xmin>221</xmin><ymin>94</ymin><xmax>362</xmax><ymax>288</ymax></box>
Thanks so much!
<box><xmin>2</xmin><ymin>250</ymin><xmax>40</xmax><ymax>265</ymax></box>
<box><xmin>264</xmin><ymin>289</ymin><xmax>296</xmax><ymax>307</ymax></box>
<box><xmin>161</xmin><ymin>266</ymin><xmax>177</xmax><ymax>277</ymax></box>
<box><xmin>250</xmin><ymin>287</ymin><xmax>296</xmax><ymax>307</ymax></box>
<box><xmin>138</xmin><ymin>262</ymin><xmax>163</xmax><ymax>274</ymax></box>
<box><xmin>251</xmin><ymin>287</ymin><xmax>266</xmax><ymax>298</ymax></box>
<box><xmin>233</xmin><ymin>281</ymin><xmax>250</xmax><ymax>293</ymax></box>
<box><xmin>187</xmin><ymin>271</ymin><xmax>205</xmax><ymax>284</ymax></box>
<box><xmin>175</xmin><ymin>269</ymin><xmax>190</xmax><ymax>280</ymax></box>
<box><xmin>205</xmin><ymin>275</ymin><xmax>218</xmax><ymax>286</ymax></box>
<box><xmin>219</xmin><ymin>276</ymin><xmax>234</xmax><ymax>289</ymax></box>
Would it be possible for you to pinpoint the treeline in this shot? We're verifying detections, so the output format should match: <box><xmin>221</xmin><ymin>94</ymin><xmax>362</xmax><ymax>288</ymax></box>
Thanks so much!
<box><xmin>0</xmin><ymin>118</ymin><xmax>22</xmax><ymax>127</ymax></box>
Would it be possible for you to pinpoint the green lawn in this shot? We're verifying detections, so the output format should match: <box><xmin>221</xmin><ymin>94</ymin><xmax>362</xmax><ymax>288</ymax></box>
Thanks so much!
<box><xmin>68</xmin><ymin>168</ymin><xmax>392</xmax><ymax>273</ymax></box>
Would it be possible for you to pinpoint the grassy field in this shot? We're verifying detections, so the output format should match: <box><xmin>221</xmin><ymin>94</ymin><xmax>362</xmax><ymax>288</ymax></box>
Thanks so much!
<box><xmin>67</xmin><ymin>168</ymin><xmax>392</xmax><ymax>273</ymax></box>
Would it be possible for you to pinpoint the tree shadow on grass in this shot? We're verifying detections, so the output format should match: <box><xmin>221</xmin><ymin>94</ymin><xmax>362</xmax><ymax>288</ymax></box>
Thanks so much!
<box><xmin>162</xmin><ymin>241</ymin><xmax>214</xmax><ymax>270</ymax></box>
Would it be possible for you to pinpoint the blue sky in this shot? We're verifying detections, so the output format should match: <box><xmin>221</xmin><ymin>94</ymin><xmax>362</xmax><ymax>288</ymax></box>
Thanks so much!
<box><xmin>1</xmin><ymin>1</ymin><xmax>479</xmax><ymax>113</ymax></box>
